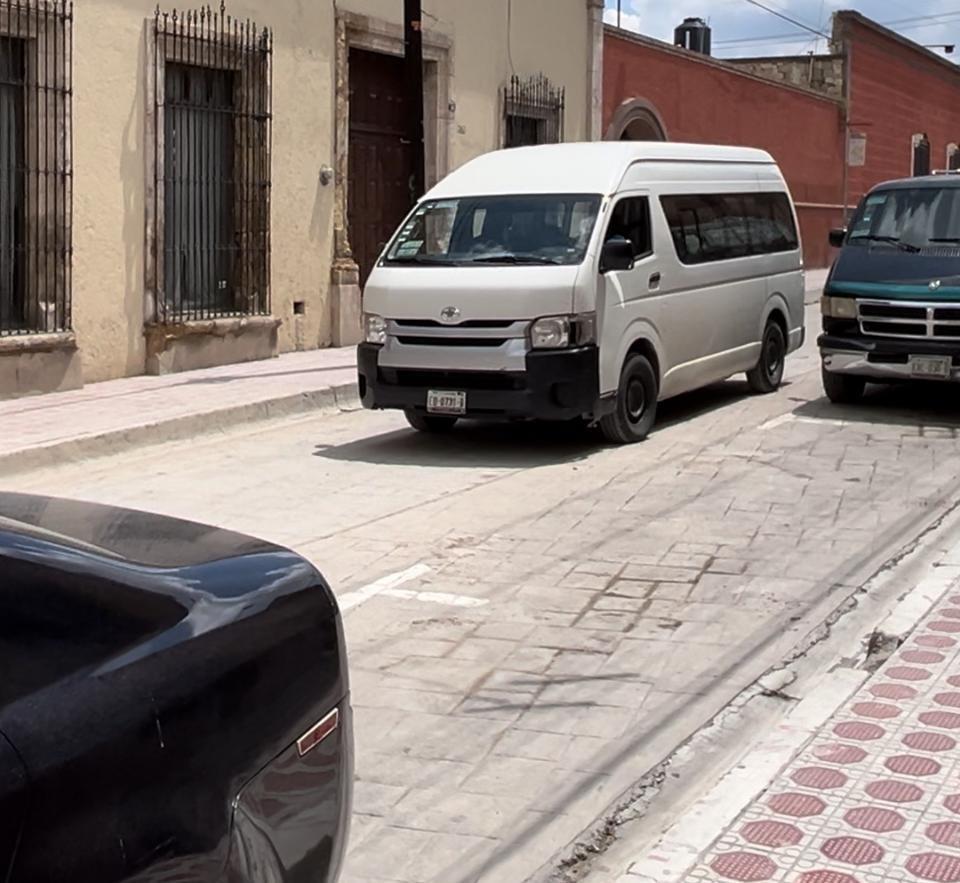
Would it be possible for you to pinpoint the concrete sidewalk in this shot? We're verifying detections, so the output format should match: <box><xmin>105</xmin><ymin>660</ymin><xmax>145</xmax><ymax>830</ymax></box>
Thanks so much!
<box><xmin>0</xmin><ymin>347</ymin><xmax>359</xmax><ymax>475</ymax></box>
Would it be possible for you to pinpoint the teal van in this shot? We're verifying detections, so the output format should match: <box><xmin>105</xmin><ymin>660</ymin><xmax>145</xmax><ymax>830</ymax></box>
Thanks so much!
<box><xmin>819</xmin><ymin>174</ymin><xmax>960</xmax><ymax>403</ymax></box>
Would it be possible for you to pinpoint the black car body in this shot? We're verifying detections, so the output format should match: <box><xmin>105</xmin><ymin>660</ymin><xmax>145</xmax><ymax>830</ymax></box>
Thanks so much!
<box><xmin>820</xmin><ymin>174</ymin><xmax>960</xmax><ymax>399</ymax></box>
<box><xmin>0</xmin><ymin>493</ymin><xmax>352</xmax><ymax>883</ymax></box>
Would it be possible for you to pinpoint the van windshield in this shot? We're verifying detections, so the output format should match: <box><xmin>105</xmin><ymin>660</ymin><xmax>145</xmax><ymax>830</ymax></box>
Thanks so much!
<box><xmin>849</xmin><ymin>187</ymin><xmax>960</xmax><ymax>251</ymax></box>
<box><xmin>384</xmin><ymin>194</ymin><xmax>603</xmax><ymax>266</ymax></box>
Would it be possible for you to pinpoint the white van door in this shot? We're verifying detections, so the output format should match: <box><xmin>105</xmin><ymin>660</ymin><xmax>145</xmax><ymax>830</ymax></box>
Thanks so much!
<box><xmin>596</xmin><ymin>193</ymin><xmax>666</xmax><ymax>396</ymax></box>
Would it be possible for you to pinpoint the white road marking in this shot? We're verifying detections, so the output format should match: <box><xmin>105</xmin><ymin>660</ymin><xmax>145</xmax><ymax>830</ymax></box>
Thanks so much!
<box><xmin>619</xmin><ymin>668</ymin><xmax>867</xmax><ymax>883</ymax></box>
<box><xmin>759</xmin><ymin>414</ymin><xmax>849</xmax><ymax>432</ymax></box>
<box><xmin>338</xmin><ymin>564</ymin><xmax>489</xmax><ymax>612</ymax></box>
<box><xmin>338</xmin><ymin>563</ymin><xmax>432</xmax><ymax>612</ymax></box>
<box><xmin>758</xmin><ymin>413</ymin><xmax>795</xmax><ymax>431</ymax></box>
<box><xmin>381</xmin><ymin>588</ymin><xmax>489</xmax><ymax>608</ymax></box>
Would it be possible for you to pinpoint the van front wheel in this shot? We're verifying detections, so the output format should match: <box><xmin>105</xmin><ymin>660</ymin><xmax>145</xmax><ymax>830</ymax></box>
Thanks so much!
<box><xmin>747</xmin><ymin>321</ymin><xmax>786</xmax><ymax>394</ymax></box>
<box><xmin>600</xmin><ymin>353</ymin><xmax>659</xmax><ymax>445</ymax></box>
<box><xmin>822</xmin><ymin>367</ymin><xmax>865</xmax><ymax>404</ymax></box>
<box><xmin>405</xmin><ymin>411</ymin><xmax>458</xmax><ymax>433</ymax></box>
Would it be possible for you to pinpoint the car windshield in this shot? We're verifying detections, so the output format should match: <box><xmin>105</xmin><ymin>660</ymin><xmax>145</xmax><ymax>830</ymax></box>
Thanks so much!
<box><xmin>848</xmin><ymin>186</ymin><xmax>960</xmax><ymax>249</ymax></box>
<box><xmin>384</xmin><ymin>194</ymin><xmax>603</xmax><ymax>266</ymax></box>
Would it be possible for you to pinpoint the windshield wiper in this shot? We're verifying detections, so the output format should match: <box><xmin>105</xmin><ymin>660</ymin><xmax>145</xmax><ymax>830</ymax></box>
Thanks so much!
<box><xmin>929</xmin><ymin>238</ymin><xmax>960</xmax><ymax>243</ymax></box>
<box><xmin>388</xmin><ymin>255</ymin><xmax>458</xmax><ymax>266</ymax></box>
<box><xmin>470</xmin><ymin>254</ymin><xmax>561</xmax><ymax>265</ymax></box>
<box><xmin>849</xmin><ymin>234</ymin><xmax>921</xmax><ymax>253</ymax></box>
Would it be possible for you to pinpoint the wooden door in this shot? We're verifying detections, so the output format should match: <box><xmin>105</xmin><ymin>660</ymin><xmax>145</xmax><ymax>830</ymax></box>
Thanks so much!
<box><xmin>348</xmin><ymin>49</ymin><xmax>414</xmax><ymax>286</ymax></box>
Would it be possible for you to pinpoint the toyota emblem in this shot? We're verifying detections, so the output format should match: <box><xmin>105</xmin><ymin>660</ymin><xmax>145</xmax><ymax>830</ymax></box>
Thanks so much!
<box><xmin>440</xmin><ymin>306</ymin><xmax>461</xmax><ymax>323</ymax></box>
<box><xmin>930</xmin><ymin>279</ymin><xmax>943</xmax><ymax>291</ymax></box>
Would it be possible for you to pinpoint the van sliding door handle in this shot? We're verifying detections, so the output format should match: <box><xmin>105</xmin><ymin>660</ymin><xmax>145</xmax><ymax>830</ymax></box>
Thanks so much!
<box><xmin>648</xmin><ymin>273</ymin><xmax>661</xmax><ymax>289</ymax></box>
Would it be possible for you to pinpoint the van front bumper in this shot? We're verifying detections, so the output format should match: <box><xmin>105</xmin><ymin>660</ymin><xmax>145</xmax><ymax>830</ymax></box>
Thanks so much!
<box><xmin>819</xmin><ymin>333</ymin><xmax>960</xmax><ymax>381</ymax></box>
<box><xmin>357</xmin><ymin>343</ymin><xmax>600</xmax><ymax>420</ymax></box>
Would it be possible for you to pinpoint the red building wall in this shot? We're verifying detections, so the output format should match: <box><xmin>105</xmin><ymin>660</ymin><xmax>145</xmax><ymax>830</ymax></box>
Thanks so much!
<box><xmin>603</xmin><ymin>30</ymin><xmax>846</xmax><ymax>267</ymax></box>
<box><xmin>843</xmin><ymin>14</ymin><xmax>960</xmax><ymax>205</ymax></box>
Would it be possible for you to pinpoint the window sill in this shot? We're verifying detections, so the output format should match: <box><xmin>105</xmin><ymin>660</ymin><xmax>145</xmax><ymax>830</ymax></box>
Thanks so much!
<box><xmin>0</xmin><ymin>331</ymin><xmax>77</xmax><ymax>355</ymax></box>
<box><xmin>144</xmin><ymin>315</ymin><xmax>281</xmax><ymax>342</ymax></box>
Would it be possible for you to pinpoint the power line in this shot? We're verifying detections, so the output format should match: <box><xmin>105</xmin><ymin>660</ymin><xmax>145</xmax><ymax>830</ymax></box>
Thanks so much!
<box><xmin>716</xmin><ymin>8</ymin><xmax>960</xmax><ymax>47</ymax></box>
<box><xmin>737</xmin><ymin>0</ymin><xmax>830</xmax><ymax>38</ymax></box>
<box><xmin>884</xmin><ymin>9</ymin><xmax>960</xmax><ymax>26</ymax></box>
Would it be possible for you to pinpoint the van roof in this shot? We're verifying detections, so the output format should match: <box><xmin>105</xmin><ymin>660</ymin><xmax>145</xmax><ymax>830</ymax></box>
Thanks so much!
<box><xmin>871</xmin><ymin>173</ymin><xmax>960</xmax><ymax>191</ymax></box>
<box><xmin>425</xmin><ymin>142</ymin><xmax>777</xmax><ymax>199</ymax></box>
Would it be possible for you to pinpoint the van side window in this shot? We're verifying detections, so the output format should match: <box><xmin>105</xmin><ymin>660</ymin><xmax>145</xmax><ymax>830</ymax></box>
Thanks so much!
<box><xmin>605</xmin><ymin>197</ymin><xmax>652</xmax><ymax>259</ymax></box>
<box><xmin>660</xmin><ymin>193</ymin><xmax>798</xmax><ymax>265</ymax></box>
<box><xmin>744</xmin><ymin>193</ymin><xmax>799</xmax><ymax>253</ymax></box>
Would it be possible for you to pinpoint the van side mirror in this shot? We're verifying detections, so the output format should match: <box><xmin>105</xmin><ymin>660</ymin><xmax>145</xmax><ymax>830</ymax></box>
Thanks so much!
<box><xmin>600</xmin><ymin>239</ymin><xmax>634</xmax><ymax>273</ymax></box>
<box><xmin>829</xmin><ymin>227</ymin><xmax>847</xmax><ymax>248</ymax></box>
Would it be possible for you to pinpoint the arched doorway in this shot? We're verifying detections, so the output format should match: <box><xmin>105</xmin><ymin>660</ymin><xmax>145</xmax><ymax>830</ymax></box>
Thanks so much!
<box><xmin>606</xmin><ymin>98</ymin><xmax>668</xmax><ymax>142</ymax></box>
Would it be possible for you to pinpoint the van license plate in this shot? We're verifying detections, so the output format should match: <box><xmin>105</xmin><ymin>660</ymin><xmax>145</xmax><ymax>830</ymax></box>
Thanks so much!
<box><xmin>427</xmin><ymin>390</ymin><xmax>467</xmax><ymax>415</ymax></box>
<box><xmin>910</xmin><ymin>356</ymin><xmax>952</xmax><ymax>379</ymax></box>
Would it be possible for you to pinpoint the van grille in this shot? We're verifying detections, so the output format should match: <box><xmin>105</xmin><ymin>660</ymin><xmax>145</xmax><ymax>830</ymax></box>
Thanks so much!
<box><xmin>857</xmin><ymin>299</ymin><xmax>960</xmax><ymax>341</ymax></box>
<box><xmin>396</xmin><ymin>336</ymin><xmax>508</xmax><ymax>348</ymax></box>
<box><xmin>380</xmin><ymin>368</ymin><xmax>525</xmax><ymax>391</ymax></box>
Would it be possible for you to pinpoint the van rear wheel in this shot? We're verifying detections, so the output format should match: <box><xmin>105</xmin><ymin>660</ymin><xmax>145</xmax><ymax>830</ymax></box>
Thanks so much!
<box><xmin>405</xmin><ymin>411</ymin><xmax>459</xmax><ymax>433</ymax></box>
<box><xmin>747</xmin><ymin>321</ymin><xmax>786</xmax><ymax>394</ymax></box>
<box><xmin>600</xmin><ymin>353</ymin><xmax>658</xmax><ymax>445</ymax></box>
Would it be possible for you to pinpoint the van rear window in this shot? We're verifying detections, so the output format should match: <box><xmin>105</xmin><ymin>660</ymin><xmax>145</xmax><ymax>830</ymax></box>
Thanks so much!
<box><xmin>660</xmin><ymin>193</ymin><xmax>799</xmax><ymax>265</ymax></box>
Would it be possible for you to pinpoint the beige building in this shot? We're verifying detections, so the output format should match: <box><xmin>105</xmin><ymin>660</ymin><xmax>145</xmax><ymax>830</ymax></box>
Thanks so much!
<box><xmin>0</xmin><ymin>0</ymin><xmax>603</xmax><ymax>397</ymax></box>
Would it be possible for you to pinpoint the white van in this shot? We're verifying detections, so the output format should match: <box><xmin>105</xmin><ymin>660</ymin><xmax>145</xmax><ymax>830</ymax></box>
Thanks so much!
<box><xmin>358</xmin><ymin>142</ymin><xmax>805</xmax><ymax>443</ymax></box>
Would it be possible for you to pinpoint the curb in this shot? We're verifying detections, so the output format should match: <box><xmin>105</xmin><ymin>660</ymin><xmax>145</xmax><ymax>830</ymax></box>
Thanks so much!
<box><xmin>0</xmin><ymin>380</ymin><xmax>361</xmax><ymax>477</ymax></box>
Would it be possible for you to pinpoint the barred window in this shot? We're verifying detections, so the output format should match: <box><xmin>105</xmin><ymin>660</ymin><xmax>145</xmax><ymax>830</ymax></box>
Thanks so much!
<box><xmin>151</xmin><ymin>3</ymin><xmax>272</xmax><ymax>324</ymax></box>
<box><xmin>0</xmin><ymin>0</ymin><xmax>72</xmax><ymax>336</ymax></box>
<box><xmin>503</xmin><ymin>74</ymin><xmax>564</xmax><ymax>149</ymax></box>
<box><xmin>948</xmin><ymin>143</ymin><xmax>960</xmax><ymax>172</ymax></box>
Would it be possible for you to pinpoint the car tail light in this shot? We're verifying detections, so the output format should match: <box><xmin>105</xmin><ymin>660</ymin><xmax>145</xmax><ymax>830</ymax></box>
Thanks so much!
<box><xmin>297</xmin><ymin>707</ymin><xmax>340</xmax><ymax>757</ymax></box>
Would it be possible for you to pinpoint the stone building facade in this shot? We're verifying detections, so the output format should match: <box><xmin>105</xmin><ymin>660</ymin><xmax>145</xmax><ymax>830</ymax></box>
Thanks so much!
<box><xmin>0</xmin><ymin>0</ymin><xmax>604</xmax><ymax>397</ymax></box>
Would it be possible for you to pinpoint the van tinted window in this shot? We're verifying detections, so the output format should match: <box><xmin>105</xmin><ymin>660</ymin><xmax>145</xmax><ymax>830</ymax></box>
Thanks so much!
<box><xmin>661</xmin><ymin>193</ymin><xmax>798</xmax><ymax>265</ymax></box>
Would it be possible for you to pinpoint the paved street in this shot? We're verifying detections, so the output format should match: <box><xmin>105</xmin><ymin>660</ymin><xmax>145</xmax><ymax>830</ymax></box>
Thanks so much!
<box><xmin>8</xmin><ymin>306</ymin><xmax>960</xmax><ymax>883</ymax></box>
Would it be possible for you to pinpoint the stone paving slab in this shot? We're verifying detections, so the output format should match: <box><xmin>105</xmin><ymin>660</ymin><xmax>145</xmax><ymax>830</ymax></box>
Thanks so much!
<box><xmin>0</xmin><ymin>347</ymin><xmax>358</xmax><ymax>474</ymax></box>
<box><xmin>663</xmin><ymin>573</ymin><xmax>960</xmax><ymax>883</ymax></box>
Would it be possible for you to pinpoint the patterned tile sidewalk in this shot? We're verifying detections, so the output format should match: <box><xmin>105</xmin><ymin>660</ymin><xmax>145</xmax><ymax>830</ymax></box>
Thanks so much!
<box><xmin>682</xmin><ymin>587</ymin><xmax>960</xmax><ymax>883</ymax></box>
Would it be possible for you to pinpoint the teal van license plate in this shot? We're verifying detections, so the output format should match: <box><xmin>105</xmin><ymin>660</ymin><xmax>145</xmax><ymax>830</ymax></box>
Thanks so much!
<box><xmin>427</xmin><ymin>390</ymin><xmax>467</xmax><ymax>415</ymax></box>
<box><xmin>910</xmin><ymin>356</ymin><xmax>952</xmax><ymax>379</ymax></box>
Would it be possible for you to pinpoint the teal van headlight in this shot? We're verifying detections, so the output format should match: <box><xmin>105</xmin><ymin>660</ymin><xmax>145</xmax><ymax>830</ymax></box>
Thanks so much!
<box><xmin>821</xmin><ymin>296</ymin><xmax>857</xmax><ymax>319</ymax></box>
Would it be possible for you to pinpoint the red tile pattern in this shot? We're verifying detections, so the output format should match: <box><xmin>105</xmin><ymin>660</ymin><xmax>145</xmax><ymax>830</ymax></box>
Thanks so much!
<box><xmin>684</xmin><ymin>589</ymin><xmax>960</xmax><ymax>883</ymax></box>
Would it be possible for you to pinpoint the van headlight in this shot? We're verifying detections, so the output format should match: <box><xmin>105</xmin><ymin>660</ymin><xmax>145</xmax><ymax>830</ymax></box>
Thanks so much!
<box><xmin>530</xmin><ymin>313</ymin><xmax>596</xmax><ymax>350</ymax></box>
<box><xmin>363</xmin><ymin>313</ymin><xmax>387</xmax><ymax>345</ymax></box>
<box><xmin>821</xmin><ymin>296</ymin><xmax>857</xmax><ymax>319</ymax></box>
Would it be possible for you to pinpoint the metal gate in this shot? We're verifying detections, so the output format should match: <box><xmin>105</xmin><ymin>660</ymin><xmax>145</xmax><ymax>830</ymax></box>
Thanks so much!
<box><xmin>152</xmin><ymin>3</ymin><xmax>272</xmax><ymax>322</ymax></box>
<box><xmin>0</xmin><ymin>0</ymin><xmax>72</xmax><ymax>336</ymax></box>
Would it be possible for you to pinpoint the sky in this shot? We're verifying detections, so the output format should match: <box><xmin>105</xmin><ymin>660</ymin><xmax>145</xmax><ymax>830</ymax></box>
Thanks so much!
<box><xmin>603</xmin><ymin>0</ymin><xmax>960</xmax><ymax>59</ymax></box>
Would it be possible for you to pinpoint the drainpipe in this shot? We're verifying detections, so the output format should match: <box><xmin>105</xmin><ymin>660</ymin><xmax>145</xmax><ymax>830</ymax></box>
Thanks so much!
<box><xmin>587</xmin><ymin>0</ymin><xmax>604</xmax><ymax>141</ymax></box>
<box><xmin>404</xmin><ymin>0</ymin><xmax>426</xmax><ymax>200</ymax></box>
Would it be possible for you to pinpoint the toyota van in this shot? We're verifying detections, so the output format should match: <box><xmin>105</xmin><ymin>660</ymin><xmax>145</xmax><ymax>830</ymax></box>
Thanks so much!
<box><xmin>358</xmin><ymin>142</ymin><xmax>806</xmax><ymax>443</ymax></box>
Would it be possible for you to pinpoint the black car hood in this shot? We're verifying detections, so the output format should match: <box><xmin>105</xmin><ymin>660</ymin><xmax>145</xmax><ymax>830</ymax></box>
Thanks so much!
<box><xmin>0</xmin><ymin>493</ymin><xmax>333</xmax><ymax>702</ymax></box>
<box><xmin>0</xmin><ymin>492</ymin><xmax>276</xmax><ymax>568</ymax></box>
